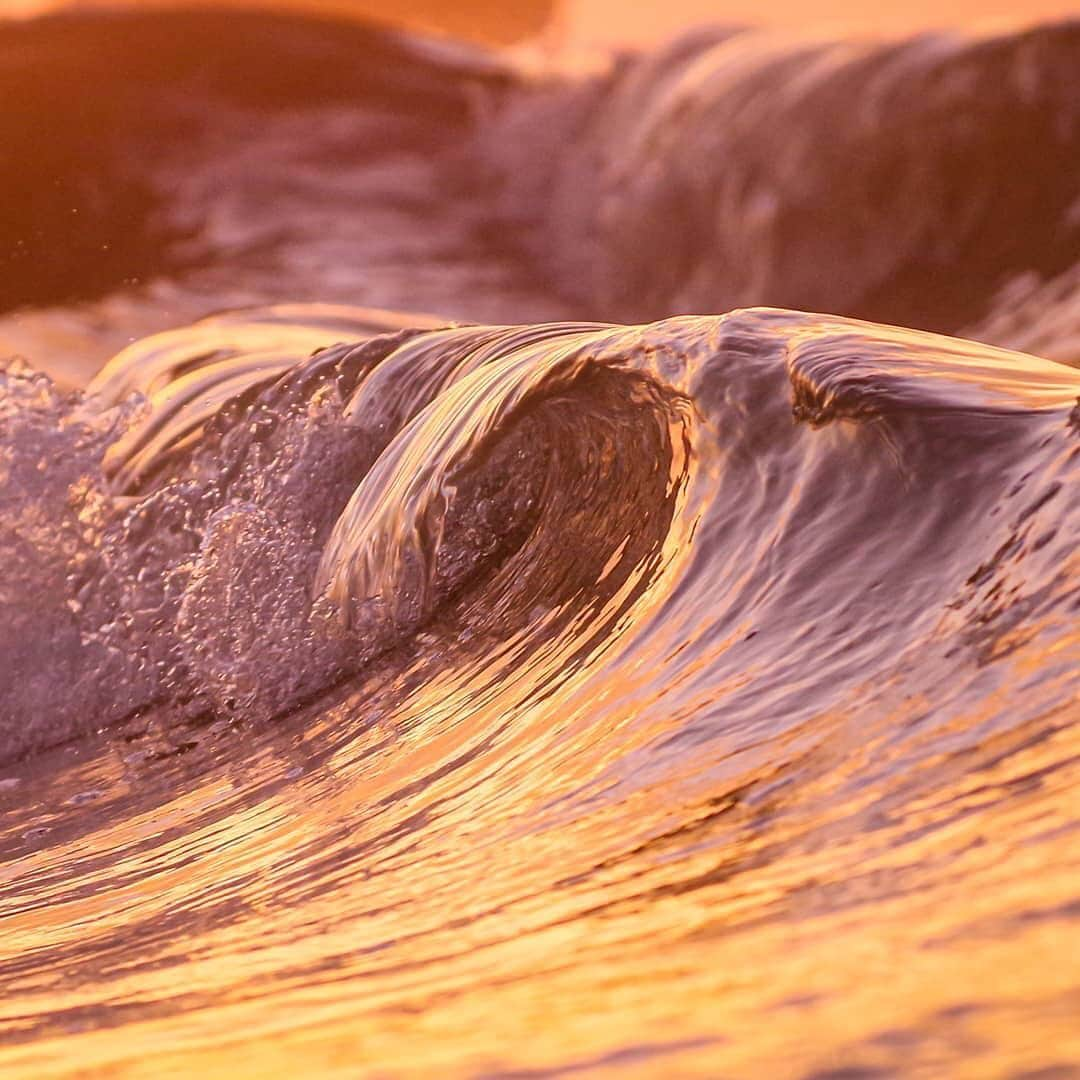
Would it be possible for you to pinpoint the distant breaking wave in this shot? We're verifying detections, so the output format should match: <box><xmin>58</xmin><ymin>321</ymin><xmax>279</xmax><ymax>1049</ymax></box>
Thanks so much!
<box><xmin>1</xmin><ymin>10</ymin><xmax>1079</xmax><ymax>1079</ymax></box>
<box><xmin>4</xmin><ymin>13</ymin><xmax>1080</xmax><ymax>366</ymax></box>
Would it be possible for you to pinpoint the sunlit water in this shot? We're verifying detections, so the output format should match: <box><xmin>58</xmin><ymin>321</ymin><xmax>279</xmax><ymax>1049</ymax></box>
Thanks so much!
<box><xmin>1</xmin><ymin>9</ymin><xmax>1079</xmax><ymax>1078</ymax></box>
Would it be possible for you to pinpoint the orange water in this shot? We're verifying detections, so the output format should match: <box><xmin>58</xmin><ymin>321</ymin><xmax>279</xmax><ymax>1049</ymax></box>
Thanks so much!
<box><xmin>1</xmin><ymin>7</ymin><xmax>1079</xmax><ymax>1080</ymax></box>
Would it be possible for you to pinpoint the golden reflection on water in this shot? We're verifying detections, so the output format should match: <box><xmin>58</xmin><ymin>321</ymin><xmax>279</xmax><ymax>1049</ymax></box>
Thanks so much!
<box><xmin>2</xmin><ymin>582</ymin><xmax>1078</xmax><ymax>1077</ymax></box>
<box><xmin>0</xmin><ymin>3</ymin><xmax>1078</xmax><ymax>1077</ymax></box>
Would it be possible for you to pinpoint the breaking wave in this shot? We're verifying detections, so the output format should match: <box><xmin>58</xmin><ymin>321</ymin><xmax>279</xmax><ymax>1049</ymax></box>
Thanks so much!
<box><xmin>1</xmin><ymin>9</ymin><xmax>1079</xmax><ymax>1078</ymax></box>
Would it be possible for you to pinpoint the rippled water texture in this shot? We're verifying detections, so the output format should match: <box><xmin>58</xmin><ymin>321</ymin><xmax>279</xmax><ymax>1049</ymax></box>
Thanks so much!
<box><xmin>1</xmin><ymin>10</ymin><xmax>1079</xmax><ymax>1078</ymax></box>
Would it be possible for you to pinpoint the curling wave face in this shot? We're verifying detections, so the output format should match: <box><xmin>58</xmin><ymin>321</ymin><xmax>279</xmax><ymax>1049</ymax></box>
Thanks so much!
<box><xmin>3</xmin><ymin>305</ymin><xmax>1079</xmax><ymax>1076</ymax></box>
<box><xmin>1</xmin><ymin>8</ymin><xmax>1080</xmax><ymax>1079</ymax></box>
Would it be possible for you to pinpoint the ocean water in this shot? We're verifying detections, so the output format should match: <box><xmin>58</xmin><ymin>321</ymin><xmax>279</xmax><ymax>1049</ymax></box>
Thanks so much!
<box><xmin>0</xmin><ymin>10</ymin><xmax>1078</xmax><ymax>1078</ymax></box>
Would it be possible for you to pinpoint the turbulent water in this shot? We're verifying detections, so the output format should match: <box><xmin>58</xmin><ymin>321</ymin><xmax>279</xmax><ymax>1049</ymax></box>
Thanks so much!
<box><xmin>1</xmin><ymin>9</ymin><xmax>1079</xmax><ymax>1078</ymax></box>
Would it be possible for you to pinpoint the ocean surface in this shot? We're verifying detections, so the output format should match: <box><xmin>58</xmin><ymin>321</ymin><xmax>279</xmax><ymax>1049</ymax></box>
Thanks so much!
<box><xmin>1</xmin><ymin>9</ymin><xmax>1079</xmax><ymax>1078</ymax></box>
